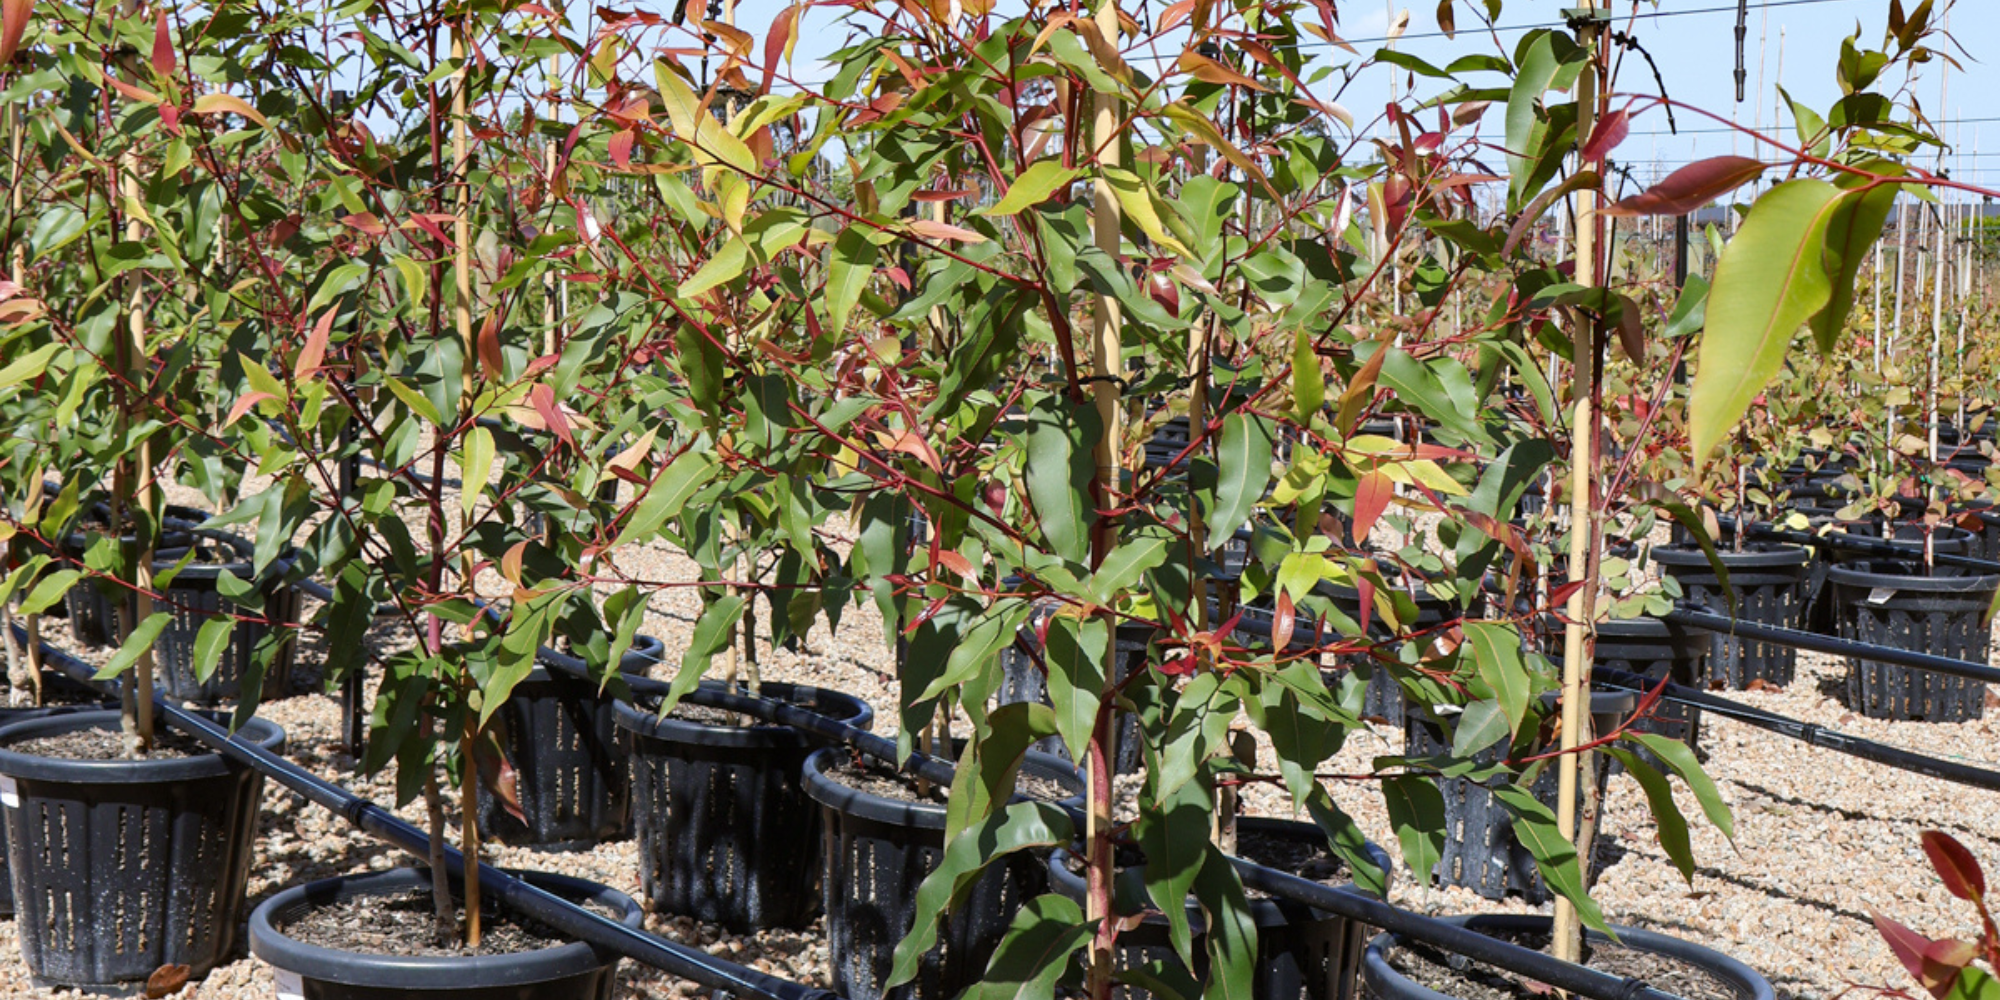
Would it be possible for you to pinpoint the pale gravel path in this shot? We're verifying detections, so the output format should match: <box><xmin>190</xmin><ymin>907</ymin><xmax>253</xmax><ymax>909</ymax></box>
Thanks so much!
<box><xmin>6</xmin><ymin>485</ymin><xmax>1992</xmax><ymax>998</ymax></box>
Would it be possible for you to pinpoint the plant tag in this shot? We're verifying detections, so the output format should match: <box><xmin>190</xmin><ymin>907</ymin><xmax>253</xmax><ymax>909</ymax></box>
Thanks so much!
<box><xmin>0</xmin><ymin>775</ymin><xmax>17</xmax><ymax>809</ymax></box>
<box><xmin>275</xmin><ymin>968</ymin><xmax>305</xmax><ymax>1000</ymax></box>
<box><xmin>1867</xmin><ymin>587</ymin><xmax>1896</xmax><ymax>605</ymax></box>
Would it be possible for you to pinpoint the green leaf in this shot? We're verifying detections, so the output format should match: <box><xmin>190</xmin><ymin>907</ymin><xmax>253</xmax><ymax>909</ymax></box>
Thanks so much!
<box><xmin>1808</xmin><ymin>177</ymin><xmax>1901</xmax><ymax>353</ymax></box>
<box><xmin>1024</xmin><ymin>395</ymin><xmax>1099</xmax><ymax>565</ymax></box>
<box><xmin>93</xmin><ymin>612</ymin><xmax>172</xmax><ymax>681</ymax></box>
<box><xmin>827</xmin><ymin>227</ymin><xmax>875</xmax><ymax>335</ymax></box>
<box><xmin>1193</xmin><ymin>845</ymin><xmax>1258</xmax><ymax>1000</ymax></box>
<box><xmin>887</xmin><ymin>802</ymin><xmax>1076</xmax><ymax>989</ymax></box>
<box><xmin>1089</xmin><ymin>531</ymin><xmax>1170</xmax><ymax>605</ymax></box>
<box><xmin>1629</xmin><ymin>732</ymin><xmax>1734</xmax><ymax>842</ymax></box>
<box><xmin>190</xmin><ymin>615</ymin><xmax>235</xmax><ymax>683</ymax></box>
<box><xmin>1209</xmin><ymin>413</ymin><xmax>1274</xmax><ymax>548</ymax></box>
<box><xmin>959</xmin><ymin>894</ymin><xmax>1093</xmax><ymax>1000</ymax></box>
<box><xmin>1492</xmin><ymin>782</ymin><xmax>1611</xmax><ymax>936</ymax></box>
<box><xmin>392</xmin><ymin>255</ymin><xmax>429</xmax><ymax>309</ymax></box>
<box><xmin>460</xmin><ymin>424</ymin><xmax>494</xmax><ymax>519</ymax></box>
<box><xmin>1291</xmin><ymin>328</ymin><xmax>1324</xmax><ymax>422</ymax></box>
<box><xmin>1662</xmin><ymin>273</ymin><xmax>1710</xmax><ymax>341</ymax></box>
<box><xmin>656</xmin><ymin>593</ymin><xmax>746</xmax><ymax>714</ymax></box>
<box><xmin>0</xmin><ymin>343</ymin><xmax>60</xmax><ymax>391</ymax></box>
<box><xmin>1464</xmin><ymin>622</ymin><xmax>1531</xmax><ymax>737</ymax></box>
<box><xmin>1688</xmin><ymin>179</ymin><xmax>1843</xmax><ymax>466</ymax></box>
<box><xmin>1101</xmin><ymin>167</ymin><xmax>1194</xmax><ymax>257</ymax></box>
<box><xmin>1043</xmin><ymin>615</ymin><xmax>1109</xmax><ymax>761</ymax></box>
<box><xmin>944</xmin><ymin>700</ymin><xmax>1061</xmax><ymax>842</ymax></box>
<box><xmin>1138</xmin><ymin>778</ymin><xmax>1212</xmax><ymax>965</ymax></box>
<box><xmin>1451</xmin><ymin>699</ymin><xmax>1510</xmax><ymax>756</ymax></box>
<box><xmin>1504</xmin><ymin>31</ymin><xmax>1583</xmax><ymax>205</ymax></box>
<box><xmin>1305</xmin><ymin>789</ymin><xmax>1390</xmax><ymax>899</ymax></box>
<box><xmin>18</xmin><ymin>569</ymin><xmax>80</xmax><ymax>617</ymax></box>
<box><xmin>675</xmin><ymin>324</ymin><xmax>725</xmax><ymax>421</ymax></box>
<box><xmin>982</xmin><ymin>161</ymin><xmax>1079</xmax><ymax>217</ymax></box>
<box><xmin>1603</xmin><ymin>747</ymin><xmax>1695</xmax><ymax>885</ymax></box>
<box><xmin>1381</xmin><ymin>775</ymin><xmax>1446</xmax><ymax>887</ymax></box>
<box><xmin>615</xmin><ymin>450</ymin><xmax>719</xmax><ymax>547</ymax></box>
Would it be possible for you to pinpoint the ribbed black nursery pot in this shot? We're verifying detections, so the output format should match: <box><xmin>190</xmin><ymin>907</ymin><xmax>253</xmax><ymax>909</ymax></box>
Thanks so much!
<box><xmin>0</xmin><ymin>703</ymin><xmax>114</xmax><ymax>919</ymax></box>
<box><xmin>1827</xmin><ymin>560</ymin><xmax>2000</xmax><ymax>722</ymax></box>
<box><xmin>1805</xmin><ymin>523</ymin><xmax>1975</xmax><ymax>636</ymax></box>
<box><xmin>0</xmin><ymin>709</ymin><xmax>284</xmax><ymax>994</ymax></box>
<box><xmin>615</xmin><ymin>681</ymin><xmax>872</xmax><ymax>931</ymax></box>
<box><xmin>56</xmin><ymin>506</ymin><xmax>206</xmax><ymax>647</ymax></box>
<box><xmin>1586</xmin><ymin>616</ymin><xmax>1707</xmax><ymax>760</ymax></box>
<box><xmin>1359</xmin><ymin>914</ymin><xmax>1773</xmax><ymax>1000</ymax></box>
<box><xmin>149</xmin><ymin>530</ymin><xmax>304</xmax><ymax>705</ymax></box>
<box><xmin>1048</xmin><ymin>818</ymin><xmax>1393</xmax><ymax>1000</ymax></box>
<box><xmin>803</xmin><ymin>744</ymin><xmax>1081</xmax><ymax>1000</ymax></box>
<box><xmin>249</xmin><ymin>867</ymin><xmax>641</xmax><ymax>1000</ymax></box>
<box><xmin>474</xmin><ymin>635</ymin><xmax>665</xmax><ymax>849</ymax></box>
<box><xmin>1651</xmin><ymin>543</ymin><xmax>1810</xmax><ymax>689</ymax></box>
<box><xmin>1404</xmin><ymin>692</ymin><xmax>1634</xmax><ymax>903</ymax></box>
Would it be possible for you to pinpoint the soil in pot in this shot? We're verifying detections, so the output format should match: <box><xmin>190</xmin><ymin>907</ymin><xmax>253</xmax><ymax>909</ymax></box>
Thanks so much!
<box><xmin>0</xmin><ymin>708</ymin><xmax>283</xmax><ymax>993</ymax></box>
<box><xmin>251</xmin><ymin>867</ymin><xmax>640</xmax><ymax>1000</ymax></box>
<box><xmin>804</xmin><ymin>743</ymin><xmax>1082</xmax><ymax>1000</ymax></box>
<box><xmin>618</xmin><ymin>679</ymin><xmax>873</xmax><ymax>932</ymax></box>
<box><xmin>1052</xmin><ymin>817</ymin><xmax>1393</xmax><ymax>1000</ymax></box>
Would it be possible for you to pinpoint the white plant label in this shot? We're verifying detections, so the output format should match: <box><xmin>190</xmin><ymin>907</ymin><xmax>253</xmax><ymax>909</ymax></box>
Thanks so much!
<box><xmin>275</xmin><ymin>968</ymin><xmax>305</xmax><ymax>1000</ymax></box>
<box><xmin>0</xmin><ymin>775</ymin><xmax>18</xmax><ymax>809</ymax></box>
<box><xmin>1867</xmin><ymin>587</ymin><xmax>1897</xmax><ymax>605</ymax></box>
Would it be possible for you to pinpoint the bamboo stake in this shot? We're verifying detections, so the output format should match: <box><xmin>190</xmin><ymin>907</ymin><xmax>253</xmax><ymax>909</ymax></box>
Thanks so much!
<box><xmin>1551</xmin><ymin>0</ymin><xmax>1601</xmax><ymax>963</ymax></box>
<box><xmin>4</xmin><ymin>103</ymin><xmax>38</xmax><ymax>707</ymax></box>
<box><xmin>1084</xmin><ymin>3</ymin><xmax>1124</xmax><ymax>997</ymax></box>
<box><xmin>450</xmin><ymin>21</ymin><xmax>481</xmax><ymax>948</ymax></box>
<box><xmin>113</xmin><ymin>151</ymin><xmax>158</xmax><ymax>755</ymax></box>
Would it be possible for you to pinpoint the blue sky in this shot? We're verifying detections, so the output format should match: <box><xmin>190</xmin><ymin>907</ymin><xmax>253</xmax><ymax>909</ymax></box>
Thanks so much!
<box><xmin>663</xmin><ymin>0</ymin><xmax>1995</xmax><ymax>199</ymax></box>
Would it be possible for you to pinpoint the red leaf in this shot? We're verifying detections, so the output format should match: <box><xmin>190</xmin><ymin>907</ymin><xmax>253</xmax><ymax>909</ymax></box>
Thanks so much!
<box><xmin>0</xmin><ymin>0</ymin><xmax>34</xmax><ymax>65</ymax></box>
<box><xmin>608</xmin><ymin>127</ymin><xmax>635</xmax><ymax>169</ymax></box>
<box><xmin>297</xmin><ymin>310</ymin><xmax>333</xmax><ymax>377</ymax></box>
<box><xmin>224</xmin><ymin>391</ymin><xmax>276</xmax><ymax>427</ymax></box>
<box><xmin>1580</xmin><ymin>108</ymin><xmax>1629</xmax><ymax>163</ymax></box>
<box><xmin>106</xmin><ymin>76</ymin><xmax>160</xmax><ymax>105</ymax></box>
<box><xmin>1353</xmin><ymin>576</ymin><xmax>1374</xmax><ymax>637</ymax></box>
<box><xmin>405</xmin><ymin>212</ymin><xmax>457</xmax><ymax>247</ymax></box>
<box><xmin>913</xmin><ymin>188</ymin><xmax>976</xmax><ymax>203</ymax></box>
<box><xmin>529</xmin><ymin>383</ymin><xmax>575</xmax><ymax>449</ymax></box>
<box><xmin>150</xmin><ymin>10</ymin><xmax>174</xmax><ymax>76</ymax></box>
<box><xmin>1922</xmin><ymin>831</ymin><xmax>1987</xmax><ymax>901</ymax></box>
<box><xmin>1602</xmin><ymin>156</ymin><xmax>1766</xmax><ymax>218</ymax></box>
<box><xmin>1272</xmin><ymin>591</ymin><xmax>1296</xmax><ymax>653</ymax></box>
<box><xmin>339</xmin><ymin>212</ymin><xmax>386</xmax><ymax>236</ymax></box>
<box><xmin>1874</xmin><ymin>911</ymin><xmax>1935</xmax><ymax>986</ymax></box>
<box><xmin>1548</xmin><ymin>578</ymin><xmax>1587</xmax><ymax>610</ymax></box>
<box><xmin>476</xmin><ymin>311</ymin><xmax>505</xmax><ymax>382</ymax></box>
<box><xmin>1352</xmin><ymin>470</ymin><xmax>1394</xmax><ymax>546</ymax></box>
<box><xmin>761</xmin><ymin>4</ymin><xmax>797</xmax><ymax>95</ymax></box>
<box><xmin>145</xmin><ymin>963</ymin><xmax>190</xmax><ymax>999</ymax></box>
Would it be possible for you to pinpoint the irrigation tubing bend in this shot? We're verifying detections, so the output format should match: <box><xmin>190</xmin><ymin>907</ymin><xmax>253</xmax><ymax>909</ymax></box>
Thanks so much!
<box><xmin>1662</xmin><ymin>603</ymin><xmax>2000</xmax><ymax>686</ymax></box>
<box><xmin>5</xmin><ymin>623</ymin><xmax>839</xmax><ymax>1000</ymax></box>
<box><xmin>1589</xmin><ymin>665</ymin><xmax>2000</xmax><ymax>792</ymax></box>
<box><xmin>564</xmin><ymin>656</ymin><xmax>1691</xmax><ymax>1000</ymax></box>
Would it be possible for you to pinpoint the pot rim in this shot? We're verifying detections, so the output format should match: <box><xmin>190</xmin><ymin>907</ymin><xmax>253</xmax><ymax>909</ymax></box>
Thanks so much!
<box><xmin>801</xmin><ymin>743</ymin><xmax>1081</xmax><ymax>831</ymax></box>
<box><xmin>613</xmin><ymin>679</ymin><xmax>874</xmax><ymax>750</ymax></box>
<box><xmin>0</xmin><ymin>709</ymin><xmax>284</xmax><ymax>784</ymax></box>
<box><xmin>1359</xmin><ymin>913</ymin><xmax>1774</xmax><ymax>1000</ymax></box>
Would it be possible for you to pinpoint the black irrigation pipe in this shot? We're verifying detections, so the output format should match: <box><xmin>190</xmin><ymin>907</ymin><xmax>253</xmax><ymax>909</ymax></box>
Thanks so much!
<box><xmin>6</xmin><ymin>623</ymin><xmax>842</xmax><ymax>1000</ymax></box>
<box><xmin>1740</xmin><ymin>524</ymin><xmax>2000</xmax><ymax>574</ymax></box>
<box><xmin>1663</xmin><ymin>604</ymin><xmax>2000</xmax><ymax>687</ymax></box>
<box><xmin>1591</xmin><ymin>666</ymin><xmax>2000</xmax><ymax>793</ymax></box>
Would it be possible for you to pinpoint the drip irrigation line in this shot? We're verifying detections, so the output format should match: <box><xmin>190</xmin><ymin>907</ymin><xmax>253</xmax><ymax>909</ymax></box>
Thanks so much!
<box><xmin>1590</xmin><ymin>666</ymin><xmax>2000</xmax><ymax>792</ymax></box>
<box><xmin>6</xmin><ymin>625</ymin><xmax>841</xmax><ymax>1000</ymax></box>
<box><xmin>1737</xmin><ymin>524</ymin><xmax>2000</xmax><ymax>573</ymax></box>
<box><xmin>1663</xmin><ymin>604</ymin><xmax>2000</xmax><ymax>686</ymax></box>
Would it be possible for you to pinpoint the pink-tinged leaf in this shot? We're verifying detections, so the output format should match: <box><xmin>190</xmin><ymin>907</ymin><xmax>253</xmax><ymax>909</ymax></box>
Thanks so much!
<box><xmin>224</xmin><ymin>392</ymin><xmax>276</xmax><ymax>428</ymax></box>
<box><xmin>906</xmin><ymin>219</ymin><xmax>986</xmax><ymax>244</ymax></box>
<box><xmin>339</xmin><ymin>212</ymin><xmax>386</xmax><ymax>236</ymax></box>
<box><xmin>1923</xmin><ymin>831</ymin><xmax>1987</xmax><ymax>901</ymax></box>
<box><xmin>1272</xmin><ymin>590</ymin><xmax>1296</xmax><ymax>654</ymax></box>
<box><xmin>1352</xmin><ymin>470</ymin><xmax>1394</xmax><ymax>546</ymax></box>
<box><xmin>477</xmin><ymin>311</ymin><xmax>505</xmax><ymax>382</ymax></box>
<box><xmin>1353</xmin><ymin>576</ymin><xmax>1374</xmax><ymax>637</ymax></box>
<box><xmin>1580</xmin><ymin>108</ymin><xmax>1629</xmax><ymax>163</ymax></box>
<box><xmin>297</xmin><ymin>311</ymin><xmax>333</xmax><ymax>376</ymax></box>
<box><xmin>1148</xmin><ymin>273</ymin><xmax>1180</xmax><ymax>318</ymax></box>
<box><xmin>1873</xmin><ymin>910</ymin><xmax>1937</xmax><ymax>987</ymax></box>
<box><xmin>761</xmin><ymin>4</ymin><xmax>797</xmax><ymax>95</ymax></box>
<box><xmin>150</xmin><ymin>10</ymin><xmax>174</xmax><ymax>76</ymax></box>
<box><xmin>529</xmin><ymin>384</ymin><xmax>575</xmax><ymax>449</ymax></box>
<box><xmin>106</xmin><ymin>76</ymin><xmax>160</xmax><ymax>105</ymax></box>
<box><xmin>405</xmin><ymin>212</ymin><xmax>457</xmax><ymax>247</ymax></box>
<box><xmin>608</xmin><ymin>128</ymin><xmax>635</xmax><ymax>168</ymax></box>
<box><xmin>1602</xmin><ymin>156</ymin><xmax>1767</xmax><ymax>218</ymax></box>
<box><xmin>0</xmin><ymin>0</ymin><xmax>33</xmax><ymax>66</ymax></box>
<box><xmin>934</xmin><ymin>549</ymin><xmax>974</xmax><ymax>582</ymax></box>
<box><xmin>158</xmin><ymin>103</ymin><xmax>181</xmax><ymax>134</ymax></box>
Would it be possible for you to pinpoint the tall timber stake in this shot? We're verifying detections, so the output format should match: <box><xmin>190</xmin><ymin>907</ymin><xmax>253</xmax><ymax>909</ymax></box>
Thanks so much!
<box><xmin>1085</xmin><ymin>1</ymin><xmax>1124</xmax><ymax>997</ymax></box>
<box><xmin>120</xmin><ymin>150</ymin><xmax>157</xmax><ymax>753</ymax></box>
<box><xmin>450</xmin><ymin>19</ymin><xmax>483</xmax><ymax>947</ymax></box>
<box><xmin>1552</xmin><ymin>0</ymin><xmax>1603</xmax><ymax>964</ymax></box>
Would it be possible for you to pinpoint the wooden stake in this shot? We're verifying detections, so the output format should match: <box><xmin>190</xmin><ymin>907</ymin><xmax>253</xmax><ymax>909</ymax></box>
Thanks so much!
<box><xmin>1551</xmin><ymin>0</ymin><xmax>1601</xmax><ymax>963</ymax></box>
<box><xmin>118</xmin><ymin>152</ymin><xmax>156</xmax><ymax>753</ymax></box>
<box><xmin>453</xmin><ymin>26</ymin><xmax>474</xmax><ymax>392</ymax></box>
<box><xmin>1085</xmin><ymin>3</ymin><xmax>1125</xmax><ymax>997</ymax></box>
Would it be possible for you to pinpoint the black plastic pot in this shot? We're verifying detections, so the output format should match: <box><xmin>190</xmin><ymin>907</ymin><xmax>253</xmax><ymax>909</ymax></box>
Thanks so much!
<box><xmin>1586</xmin><ymin>617</ymin><xmax>1708</xmax><ymax>759</ymax></box>
<box><xmin>1806</xmin><ymin>523</ymin><xmax>1976</xmax><ymax>636</ymax></box>
<box><xmin>617</xmin><ymin>680</ymin><xmax>873</xmax><ymax>931</ymax></box>
<box><xmin>1323</xmin><ymin>581</ymin><xmax>1471</xmax><ymax>726</ymax></box>
<box><xmin>1651</xmin><ymin>544</ymin><xmax>1810</xmax><ymax>689</ymax></box>
<box><xmin>803</xmin><ymin>744</ymin><xmax>1082</xmax><ymax>1000</ymax></box>
<box><xmin>1048</xmin><ymin>818</ymin><xmax>1393</xmax><ymax>1000</ymax></box>
<box><xmin>1359</xmin><ymin>914</ymin><xmax>1774</xmax><ymax>1000</ymax></box>
<box><xmin>1404</xmin><ymin>692</ymin><xmax>1635</xmax><ymax>903</ymax></box>
<box><xmin>0</xmin><ymin>703</ymin><xmax>114</xmax><ymax>919</ymax></box>
<box><xmin>473</xmin><ymin>635</ymin><xmax>665</xmax><ymax>849</ymax></box>
<box><xmin>249</xmin><ymin>867</ymin><xmax>641</xmax><ymax>1000</ymax></box>
<box><xmin>997</xmin><ymin>608</ymin><xmax>1152</xmax><ymax>773</ymax></box>
<box><xmin>150</xmin><ymin>530</ymin><xmax>304</xmax><ymax>704</ymax></box>
<box><xmin>1827</xmin><ymin>561</ymin><xmax>2000</xmax><ymax>722</ymax></box>
<box><xmin>0</xmin><ymin>708</ymin><xmax>284</xmax><ymax>993</ymax></box>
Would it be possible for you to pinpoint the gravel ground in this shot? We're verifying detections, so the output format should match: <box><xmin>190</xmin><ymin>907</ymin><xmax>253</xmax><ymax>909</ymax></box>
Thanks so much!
<box><xmin>3</xmin><ymin>489</ymin><xmax>1993</xmax><ymax>999</ymax></box>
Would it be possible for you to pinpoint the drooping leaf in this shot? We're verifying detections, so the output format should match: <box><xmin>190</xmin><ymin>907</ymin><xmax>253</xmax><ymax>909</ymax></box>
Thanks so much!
<box><xmin>1209</xmin><ymin>413</ymin><xmax>1274</xmax><ymax>548</ymax></box>
<box><xmin>1602</xmin><ymin>156</ymin><xmax>1767</xmax><ymax>217</ymax></box>
<box><xmin>887</xmin><ymin>802</ymin><xmax>1077</xmax><ymax>989</ymax></box>
<box><xmin>1604</xmin><ymin>747</ymin><xmax>1695</xmax><ymax>885</ymax></box>
<box><xmin>1627</xmin><ymin>732</ymin><xmax>1734</xmax><ymax>842</ymax></box>
<box><xmin>1492</xmin><ymin>782</ymin><xmax>1611</xmax><ymax>936</ymax></box>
